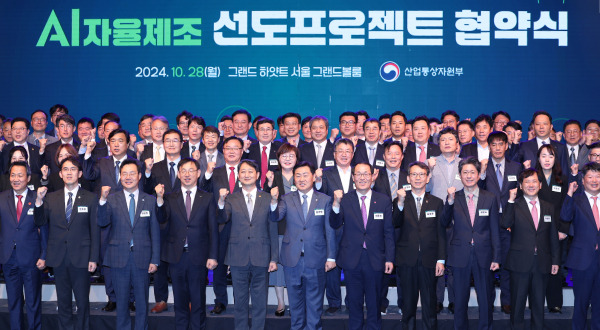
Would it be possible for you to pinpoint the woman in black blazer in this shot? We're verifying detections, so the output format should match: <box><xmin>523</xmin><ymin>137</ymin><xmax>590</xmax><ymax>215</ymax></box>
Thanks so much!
<box><xmin>535</xmin><ymin>144</ymin><xmax>569</xmax><ymax>313</ymax></box>
<box><xmin>0</xmin><ymin>146</ymin><xmax>46</xmax><ymax>192</ymax></box>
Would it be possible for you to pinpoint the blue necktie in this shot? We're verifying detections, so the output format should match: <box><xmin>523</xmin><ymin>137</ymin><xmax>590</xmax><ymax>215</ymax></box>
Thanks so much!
<box><xmin>115</xmin><ymin>161</ymin><xmax>121</xmax><ymax>184</ymax></box>
<box><xmin>496</xmin><ymin>164</ymin><xmax>503</xmax><ymax>190</ymax></box>
<box><xmin>129</xmin><ymin>193</ymin><xmax>135</xmax><ymax>247</ymax></box>
<box><xmin>170</xmin><ymin>162</ymin><xmax>176</xmax><ymax>187</ymax></box>
<box><xmin>66</xmin><ymin>192</ymin><xmax>73</xmax><ymax>224</ymax></box>
<box><xmin>302</xmin><ymin>194</ymin><xmax>308</xmax><ymax>222</ymax></box>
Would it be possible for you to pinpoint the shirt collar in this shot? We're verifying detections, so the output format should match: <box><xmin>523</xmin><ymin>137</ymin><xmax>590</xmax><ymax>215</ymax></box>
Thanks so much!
<box><xmin>124</xmin><ymin>189</ymin><xmax>139</xmax><ymax>200</ymax></box>
<box><xmin>182</xmin><ymin>185</ymin><xmax>198</xmax><ymax>196</ymax></box>
<box><xmin>524</xmin><ymin>195</ymin><xmax>540</xmax><ymax>205</ymax></box>
<box><xmin>65</xmin><ymin>185</ymin><xmax>80</xmax><ymax>200</ymax></box>
<box><xmin>536</xmin><ymin>137</ymin><xmax>551</xmax><ymax>145</ymax></box>
<box><xmin>356</xmin><ymin>189</ymin><xmax>372</xmax><ymax>200</ymax></box>
<box><xmin>300</xmin><ymin>188</ymin><xmax>314</xmax><ymax>200</ymax></box>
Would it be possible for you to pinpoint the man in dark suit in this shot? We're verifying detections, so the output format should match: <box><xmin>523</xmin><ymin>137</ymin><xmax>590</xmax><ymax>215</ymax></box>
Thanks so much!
<box><xmin>232</xmin><ymin>109</ymin><xmax>258</xmax><ymax>145</ymax></box>
<box><xmin>270</xmin><ymin>161</ymin><xmax>337</xmax><ymax>330</ymax></box>
<box><xmin>383</xmin><ymin>111</ymin><xmax>408</xmax><ymax>146</ymax></box>
<box><xmin>44</xmin><ymin>114</ymin><xmax>82</xmax><ymax>174</ymax></box>
<box><xmin>401</xmin><ymin>116</ymin><xmax>441</xmax><ymax>171</ymax></box>
<box><xmin>563</xmin><ymin>119</ymin><xmax>592</xmax><ymax>171</ymax></box>
<box><xmin>143</xmin><ymin>129</ymin><xmax>184</xmax><ymax>313</ymax></box>
<box><xmin>276</xmin><ymin>112</ymin><xmax>308</xmax><ymax>148</ymax></box>
<box><xmin>330</xmin><ymin>162</ymin><xmax>395</xmax><ymax>330</ymax></box>
<box><xmin>513</xmin><ymin>111</ymin><xmax>569</xmax><ymax>172</ymax></box>
<box><xmin>198</xmin><ymin>126</ymin><xmax>225</xmax><ymax>178</ymax></box>
<box><xmin>34</xmin><ymin>156</ymin><xmax>100</xmax><ymax>330</ymax></box>
<box><xmin>1</xmin><ymin>118</ymin><xmax>45</xmax><ymax>176</ymax></box>
<box><xmin>0</xmin><ymin>162</ymin><xmax>48</xmax><ymax>330</ymax></box>
<box><xmin>479</xmin><ymin>131</ymin><xmax>523</xmax><ymax>314</ymax></box>
<box><xmin>83</xmin><ymin>128</ymin><xmax>137</xmax><ymax>311</ymax></box>
<box><xmin>181</xmin><ymin>116</ymin><xmax>206</xmax><ymax>158</ymax></box>
<box><xmin>561</xmin><ymin>162</ymin><xmax>600</xmax><ymax>330</ymax></box>
<box><xmin>459</xmin><ymin>114</ymin><xmax>493</xmax><ymax>161</ymax></box>
<box><xmin>217</xmin><ymin>159</ymin><xmax>279</xmax><ymax>330</ymax></box>
<box><xmin>315</xmin><ymin>138</ymin><xmax>355</xmax><ymax>314</ymax></box>
<box><xmin>299</xmin><ymin>116</ymin><xmax>335</xmax><ymax>169</ymax></box>
<box><xmin>201</xmin><ymin>136</ymin><xmax>246</xmax><ymax>314</ymax></box>
<box><xmin>393</xmin><ymin>161</ymin><xmax>448</xmax><ymax>330</ymax></box>
<box><xmin>243</xmin><ymin>118</ymin><xmax>281</xmax><ymax>189</ymax></box>
<box><xmin>353</xmin><ymin>119</ymin><xmax>386</xmax><ymax>170</ymax></box>
<box><xmin>97</xmin><ymin>159</ymin><xmax>160</xmax><ymax>330</ymax></box>
<box><xmin>156</xmin><ymin>157</ymin><xmax>218</xmax><ymax>330</ymax></box>
<box><xmin>501</xmin><ymin>169</ymin><xmax>559</xmax><ymax>330</ymax></box>
<box><xmin>443</xmin><ymin>157</ymin><xmax>500</xmax><ymax>330</ymax></box>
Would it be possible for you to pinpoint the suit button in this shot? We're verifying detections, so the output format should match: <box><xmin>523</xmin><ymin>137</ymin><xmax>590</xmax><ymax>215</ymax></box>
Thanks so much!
<box><xmin>300</xmin><ymin>239</ymin><xmax>303</xmax><ymax>242</ymax></box>
<box><xmin>248</xmin><ymin>237</ymin><xmax>250</xmax><ymax>239</ymax></box>
<box><xmin>250</xmin><ymin>224</ymin><xmax>253</xmax><ymax>227</ymax></box>
<box><xmin>64</xmin><ymin>241</ymin><xmax>67</xmax><ymax>244</ymax></box>
<box><xmin>303</xmin><ymin>227</ymin><xmax>306</xmax><ymax>230</ymax></box>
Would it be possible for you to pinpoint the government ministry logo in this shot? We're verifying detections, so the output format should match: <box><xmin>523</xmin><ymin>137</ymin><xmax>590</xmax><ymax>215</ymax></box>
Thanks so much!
<box><xmin>380</xmin><ymin>61</ymin><xmax>400</xmax><ymax>82</ymax></box>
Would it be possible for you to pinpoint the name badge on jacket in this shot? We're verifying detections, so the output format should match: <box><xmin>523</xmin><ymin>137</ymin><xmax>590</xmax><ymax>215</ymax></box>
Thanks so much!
<box><xmin>508</xmin><ymin>175</ymin><xmax>517</xmax><ymax>182</ymax></box>
<box><xmin>78</xmin><ymin>206</ymin><xmax>88</xmax><ymax>213</ymax></box>
<box><xmin>325</xmin><ymin>160</ymin><xmax>335</xmax><ymax>167</ymax></box>
<box><xmin>375</xmin><ymin>160</ymin><xmax>385</xmax><ymax>167</ymax></box>
<box><xmin>27</xmin><ymin>208</ymin><xmax>34</xmax><ymax>215</ymax></box>
<box><xmin>455</xmin><ymin>174</ymin><xmax>461</xmax><ymax>180</ymax></box>
<box><xmin>403</xmin><ymin>184</ymin><xmax>412</xmax><ymax>191</ymax></box>
<box><xmin>374</xmin><ymin>212</ymin><xmax>384</xmax><ymax>220</ymax></box>
<box><xmin>314</xmin><ymin>209</ymin><xmax>324</xmax><ymax>216</ymax></box>
<box><xmin>425</xmin><ymin>210</ymin><xmax>436</xmax><ymax>218</ymax></box>
<box><xmin>141</xmin><ymin>210</ymin><xmax>150</xmax><ymax>217</ymax></box>
<box><xmin>479</xmin><ymin>209</ymin><xmax>489</xmax><ymax>216</ymax></box>
<box><xmin>544</xmin><ymin>215</ymin><xmax>552</xmax><ymax>222</ymax></box>
<box><xmin>552</xmin><ymin>185</ymin><xmax>562</xmax><ymax>193</ymax></box>
<box><xmin>291</xmin><ymin>185</ymin><xmax>297</xmax><ymax>192</ymax></box>
<box><xmin>269</xmin><ymin>159</ymin><xmax>278</xmax><ymax>166</ymax></box>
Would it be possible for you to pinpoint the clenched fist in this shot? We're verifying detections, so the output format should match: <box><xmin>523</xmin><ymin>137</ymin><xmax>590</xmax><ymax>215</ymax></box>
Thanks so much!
<box><xmin>447</xmin><ymin>187</ymin><xmax>456</xmax><ymax>204</ymax></box>
<box><xmin>36</xmin><ymin>186</ymin><xmax>48</xmax><ymax>205</ymax></box>
<box><xmin>508</xmin><ymin>187</ymin><xmax>518</xmax><ymax>202</ymax></box>
<box><xmin>206</xmin><ymin>162</ymin><xmax>216</xmax><ymax>175</ymax></box>
<box><xmin>100</xmin><ymin>186</ymin><xmax>111</xmax><ymax>202</ymax></box>
<box><xmin>219</xmin><ymin>188</ymin><xmax>229</xmax><ymax>204</ymax></box>
<box><xmin>155</xmin><ymin>184</ymin><xmax>165</xmax><ymax>198</ymax></box>
<box><xmin>270</xmin><ymin>187</ymin><xmax>279</xmax><ymax>202</ymax></box>
<box><xmin>145</xmin><ymin>158</ymin><xmax>154</xmax><ymax>174</ymax></box>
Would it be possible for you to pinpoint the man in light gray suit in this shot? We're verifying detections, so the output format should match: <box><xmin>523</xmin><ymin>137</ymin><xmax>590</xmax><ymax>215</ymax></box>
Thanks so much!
<box><xmin>198</xmin><ymin>126</ymin><xmax>225</xmax><ymax>178</ymax></box>
<box><xmin>217</xmin><ymin>159</ymin><xmax>279</xmax><ymax>330</ymax></box>
<box><xmin>270</xmin><ymin>161</ymin><xmax>337</xmax><ymax>330</ymax></box>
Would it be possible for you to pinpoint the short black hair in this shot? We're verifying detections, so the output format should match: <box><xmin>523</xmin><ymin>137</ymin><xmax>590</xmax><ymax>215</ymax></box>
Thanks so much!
<box><xmin>458</xmin><ymin>157</ymin><xmax>481</xmax><ymax>173</ymax></box>
<box><xmin>363</xmin><ymin>118</ymin><xmax>380</xmax><ymax>130</ymax></box>
<box><xmin>49</xmin><ymin>104</ymin><xmax>68</xmax><ymax>116</ymax></box>
<box><xmin>503</xmin><ymin>121</ymin><xmax>522</xmax><ymax>131</ymax></box>
<box><xmin>120</xmin><ymin>158</ymin><xmax>141</xmax><ymax>174</ymax></box>
<box><xmin>77</xmin><ymin>117</ymin><xmax>95</xmax><ymax>129</ymax></box>
<box><xmin>492</xmin><ymin>111</ymin><xmax>511</xmax><ymax>122</ymax></box>
<box><xmin>582</xmin><ymin>162</ymin><xmax>600</xmax><ymax>177</ymax></box>
<box><xmin>518</xmin><ymin>168</ymin><xmax>539</xmax><ymax>184</ymax></box>
<box><xmin>31</xmin><ymin>109</ymin><xmax>48</xmax><ymax>120</ymax></box>
<box><xmin>9</xmin><ymin>161</ymin><xmax>31</xmax><ymax>177</ymax></box>
<box><xmin>203</xmin><ymin>125</ymin><xmax>219</xmax><ymax>137</ymax></box>
<box><xmin>8</xmin><ymin>146</ymin><xmax>28</xmax><ymax>162</ymax></box>
<box><xmin>334</xmin><ymin>138</ymin><xmax>355</xmax><ymax>153</ymax></box>
<box><xmin>162</xmin><ymin>129</ymin><xmax>183</xmax><ymax>143</ymax></box>
<box><xmin>353</xmin><ymin>162</ymin><xmax>374</xmax><ymax>174</ymax></box>
<box><xmin>139</xmin><ymin>114</ymin><xmax>154</xmax><ymax>125</ymax></box>
<box><xmin>378</xmin><ymin>113</ymin><xmax>391</xmax><ymax>122</ymax></box>
<box><xmin>413</xmin><ymin>116</ymin><xmax>430</xmax><ymax>127</ymax></box>
<box><xmin>390</xmin><ymin>111</ymin><xmax>408</xmax><ymax>123</ymax></box>
<box><xmin>176</xmin><ymin>111</ymin><xmax>193</xmax><ymax>125</ymax></box>
<box><xmin>474</xmin><ymin>114</ymin><xmax>493</xmax><ymax>128</ymax></box>
<box><xmin>223</xmin><ymin>136</ymin><xmax>243</xmax><ymax>148</ymax></box>
<box><xmin>531</xmin><ymin>111</ymin><xmax>552</xmax><ymax>123</ymax></box>
<box><xmin>220</xmin><ymin>115</ymin><xmax>232</xmax><ymax>123</ymax></box>
<box><xmin>458</xmin><ymin>119</ymin><xmax>474</xmax><ymax>131</ymax></box>
<box><xmin>256</xmin><ymin>117</ymin><xmax>275</xmax><ymax>129</ymax></box>
<box><xmin>384</xmin><ymin>141</ymin><xmax>404</xmax><ymax>153</ymax></box>
<box><xmin>441</xmin><ymin>110</ymin><xmax>460</xmax><ymax>123</ymax></box>
<box><xmin>356</xmin><ymin>110</ymin><xmax>370</xmax><ymax>119</ymax></box>
<box><xmin>293</xmin><ymin>161</ymin><xmax>316</xmax><ymax>175</ymax></box>
<box><xmin>56</xmin><ymin>114</ymin><xmax>75</xmax><ymax>127</ymax></box>
<box><xmin>59</xmin><ymin>156</ymin><xmax>82</xmax><ymax>172</ymax></box>
<box><xmin>103</xmin><ymin>120</ymin><xmax>121</xmax><ymax>130</ymax></box>
<box><xmin>429</xmin><ymin>117</ymin><xmax>441</xmax><ymax>125</ymax></box>
<box><xmin>100</xmin><ymin>112</ymin><xmax>120</xmax><ymax>124</ymax></box>
<box><xmin>339</xmin><ymin>111</ymin><xmax>357</xmax><ymax>122</ymax></box>
<box><xmin>585</xmin><ymin>119</ymin><xmax>600</xmax><ymax>130</ymax></box>
<box><xmin>438</xmin><ymin>127</ymin><xmax>458</xmax><ymax>141</ymax></box>
<box><xmin>11</xmin><ymin>117</ymin><xmax>30</xmax><ymax>130</ymax></box>
<box><xmin>232</xmin><ymin>109</ymin><xmax>252</xmax><ymax>122</ymax></box>
<box><xmin>178</xmin><ymin>157</ymin><xmax>200</xmax><ymax>171</ymax></box>
<box><xmin>252</xmin><ymin>115</ymin><xmax>265</xmax><ymax>126</ymax></box>
<box><xmin>301</xmin><ymin>116</ymin><xmax>312</xmax><ymax>127</ymax></box>
<box><xmin>487</xmin><ymin>131</ymin><xmax>508</xmax><ymax>144</ymax></box>
<box><xmin>239</xmin><ymin>159</ymin><xmax>260</xmax><ymax>173</ymax></box>
<box><xmin>189</xmin><ymin>116</ymin><xmax>206</xmax><ymax>128</ymax></box>
<box><xmin>408</xmin><ymin>161</ymin><xmax>430</xmax><ymax>176</ymax></box>
<box><xmin>108</xmin><ymin>128</ymin><xmax>130</xmax><ymax>144</ymax></box>
<box><xmin>282</xmin><ymin>112</ymin><xmax>302</xmax><ymax>123</ymax></box>
<box><xmin>563</xmin><ymin>119</ymin><xmax>582</xmax><ymax>132</ymax></box>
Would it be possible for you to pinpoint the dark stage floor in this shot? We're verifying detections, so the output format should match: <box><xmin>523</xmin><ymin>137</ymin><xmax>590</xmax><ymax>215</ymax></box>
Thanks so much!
<box><xmin>0</xmin><ymin>300</ymin><xmax>583</xmax><ymax>329</ymax></box>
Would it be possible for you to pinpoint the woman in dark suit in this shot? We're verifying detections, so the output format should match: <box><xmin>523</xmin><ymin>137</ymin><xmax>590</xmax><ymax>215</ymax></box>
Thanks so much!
<box><xmin>535</xmin><ymin>144</ymin><xmax>569</xmax><ymax>313</ymax></box>
<box><xmin>0</xmin><ymin>146</ymin><xmax>46</xmax><ymax>192</ymax></box>
<box><xmin>46</xmin><ymin>144</ymin><xmax>93</xmax><ymax>192</ymax></box>
<box><xmin>263</xmin><ymin>142</ymin><xmax>299</xmax><ymax>316</ymax></box>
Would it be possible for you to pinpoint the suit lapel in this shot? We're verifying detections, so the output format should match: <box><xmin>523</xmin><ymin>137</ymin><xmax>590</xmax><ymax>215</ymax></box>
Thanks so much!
<box><xmin>457</xmin><ymin>191</ymin><xmax>472</xmax><ymax>228</ymax></box>
<box><xmin>133</xmin><ymin>193</ymin><xmax>146</xmax><ymax>228</ymax></box>
<box><xmin>118</xmin><ymin>193</ymin><xmax>133</xmax><ymax>228</ymax></box>
<box><xmin>306</xmin><ymin>192</ymin><xmax>320</xmax><ymax>225</ymax></box>
<box><xmin>291</xmin><ymin>191</ymin><xmax>304</xmax><ymax>222</ymax></box>
<box><xmin>238</xmin><ymin>192</ymin><xmax>251</xmax><ymax>222</ymax></box>
<box><xmin>575</xmin><ymin>194</ymin><xmax>598</xmax><ymax>229</ymax></box>
<box><xmin>175</xmin><ymin>191</ymin><xmax>188</xmax><ymax>222</ymax></box>
<box><xmin>7</xmin><ymin>191</ymin><xmax>18</xmax><ymax>225</ymax></box>
<box><xmin>332</xmin><ymin>169</ymin><xmax>343</xmax><ymax>192</ymax></box>
<box><xmin>381</xmin><ymin>171</ymin><xmax>392</xmax><ymax>198</ymax></box>
<box><xmin>518</xmin><ymin>198</ymin><xmax>537</xmax><ymax>231</ymax></box>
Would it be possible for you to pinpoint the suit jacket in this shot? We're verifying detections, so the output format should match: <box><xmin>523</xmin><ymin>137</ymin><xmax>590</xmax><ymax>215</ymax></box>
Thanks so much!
<box><xmin>273</xmin><ymin>190</ymin><xmax>336</xmax><ymax>269</ymax></box>
<box><xmin>275</xmin><ymin>137</ymin><xmax>308</xmax><ymax>148</ymax></box>
<box><xmin>34</xmin><ymin>188</ymin><xmax>100</xmax><ymax>268</ymax></box>
<box><xmin>426</xmin><ymin>155</ymin><xmax>464</xmax><ymax>201</ymax></box>
<box><xmin>97</xmin><ymin>191</ymin><xmax>160</xmax><ymax>269</ymax></box>
<box><xmin>566</xmin><ymin>144</ymin><xmax>591</xmax><ymax>170</ymax></box>
<box><xmin>299</xmin><ymin>141</ymin><xmax>335</xmax><ymax>169</ymax></box>
<box><xmin>243</xmin><ymin>141</ymin><xmax>282</xmax><ymax>175</ymax></box>
<box><xmin>262</xmin><ymin>170</ymin><xmax>289</xmax><ymax>235</ymax></box>
<box><xmin>501</xmin><ymin>197</ymin><xmax>559</xmax><ymax>273</ymax></box>
<box><xmin>458</xmin><ymin>142</ymin><xmax>483</xmax><ymax>159</ymax></box>
<box><xmin>198</xmin><ymin>151</ymin><xmax>225</xmax><ymax>179</ymax></box>
<box><xmin>392</xmin><ymin>191</ymin><xmax>447</xmax><ymax>268</ymax></box>
<box><xmin>401</xmin><ymin>141</ymin><xmax>441</xmax><ymax>171</ymax></box>
<box><xmin>1</xmin><ymin>142</ymin><xmax>44</xmax><ymax>175</ymax></box>
<box><xmin>479</xmin><ymin>158</ymin><xmax>523</xmax><ymax>212</ymax></box>
<box><xmin>44</xmin><ymin>140</ymin><xmax>81</xmax><ymax>174</ymax></box>
<box><xmin>139</xmin><ymin>142</ymin><xmax>155</xmax><ymax>164</ymax></box>
<box><xmin>27</xmin><ymin>134</ymin><xmax>58</xmax><ymax>147</ymax></box>
<box><xmin>513</xmin><ymin>138</ymin><xmax>569</xmax><ymax>173</ymax></box>
<box><xmin>181</xmin><ymin>141</ymin><xmax>206</xmax><ymax>159</ymax></box>
<box><xmin>83</xmin><ymin>155</ymin><xmax>139</xmax><ymax>194</ymax></box>
<box><xmin>442</xmin><ymin>189</ymin><xmax>500</xmax><ymax>268</ymax></box>
<box><xmin>200</xmin><ymin>165</ymin><xmax>247</xmax><ymax>234</ymax></box>
<box><xmin>330</xmin><ymin>190</ymin><xmax>395</xmax><ymax>271</ymax></box>
<box><xmin>372</xmin><ymin>168</ymin><xmax>409</xmax><ymax>201</ymax></box>
<box><xmin>318</xmin><ymin>166</ymin><xmax>355</xmax><ymax>197</ymax></box>
<box><xmin>158</xmin><ymin>189</ymin><xmax>218</xmax><ymax>265</ymax></box>
<box><xmin>45</xmin><ymin>171</ymin><xmax>94</xmax><ymax>193</ymax></box>
<box><xmin>0</xmin><ymin>189</ymin><xmax>48</xmax><ymax>265</ymax></box>
<box><xmin>561</xmin><ymin>193</ymin><xmax>600</xmax><ymax>270</ymax></box>
<box><xmin>91</xmin><ymin>144</ymin><xmax>137</xmax><ymax>161</ymax></box>
<box><xmin>538</xmin><ymin>173</ymin><xmax>570</xmax><ymax>234</ymax></box>
<box><xmin>218</xmin><ymin>189</ymin><xmax>279</xmax><ymax>267</ymax></box>
<box><xmin>352</xmin><ymin>142</ymin><xmax>386</xmax><ymax>169</ymax></box>
<box><xmin>143</xmin><ymin>159</ymin><xmax>182</xmax><ymax>195</ymax></box>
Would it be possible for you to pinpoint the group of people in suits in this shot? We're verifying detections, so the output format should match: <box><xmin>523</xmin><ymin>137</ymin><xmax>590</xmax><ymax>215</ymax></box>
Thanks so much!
<box><xmin>0</xmin><ymin>105</ymin><xmax>599</xmax><ymax>330</ymax></box>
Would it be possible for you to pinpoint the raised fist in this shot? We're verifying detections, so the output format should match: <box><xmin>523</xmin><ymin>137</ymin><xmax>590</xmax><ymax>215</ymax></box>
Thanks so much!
<box><xmin>568</xmin><ymin>181</ymin><xmax>579</xmax><ymax>197</ymax></box>
<box><xmin>333</xmin><ymin>190</ymin><xmax>343</xmax><ymax>204</ymax></box>
<box><xmin>315</xmin><ymin>168</ymin><xmax>323</xmax><ymax>182</ymax></box>
<box><xmin>270</xmin><ymin>186</ymin><xmax>279</xmax><ymax>201</ymax></box>
<box><xmin>155</xmin><ymin>184</ymin><xmax>165</xmax><ymax>199</ymax></box>
<box><xmin>447</xmin><ymin>187</ymin><xmax>456</xmax><ymax>203</ymax></box>
<box><xmin>37</xmin><ymin>186</ymin><xmax>48</xmax><ymax>201</ymax></box>
<box><xmin>508</xmin><ymin>188</ymin><xmax>518</xmax><ymax>202</ymax></box>
<box><xmin>145</xmin><ymin>158</ymin><xmax>154</xmax><ymax>173</ymax></box>
<box><xmin>330</xmin><ymin>128</ymin><xmax>339</xmax><ymax>139</ymax></box>
<box><xmin>219</xmin><ymin>188</ymin><xmax>229</xmax><ymax>204</ymax></box>
<box><xmin>523</xmin><ymin>160</ymin><xmax>531</xmax><ymax>169</ymax></box>
<box><xmin>40</xmin><ymin>165</ymin><xmax>49</xmax><ymax>180</ymax></box>
<box><xmin>100</xmin><ymin>186</ymin><xmax>111</xmax><ymax>201</ymax></box>
<box><xmin>206</xmin><ymin>161</ymin><xmax>216</xmax><ymax>175</ymax></box>
<box><xmin>397</xmin><ymin>188</ymin><xmax>407</xmax><ymax>203</ymax></box>
<box><xmin>480</xmin><ymin>159</ymin><xmax>489</xmax><ymax>173</ymax></box>
<box><xmin>191</xmin><ymin>150</ymin><xmax>201</xmax><ymax>160</ymax></box>
<box><xmin>266</xmin><ymin>170</ymin><xmax>275</xmax><ymax>186</ymax></box>
<box><xmin>427</xmin><ymin>157</ymin><xmax>436</xmax><ymax>170</ymax></box>
<box><xmin>136</xmin><ymin>143</ymin><xmax>145</xmax><ymax>155</ymax></box>
<box><xmin>243</xmin><ymin>139</ymin><xmax>252</xmax><ymax>152</ymax></box>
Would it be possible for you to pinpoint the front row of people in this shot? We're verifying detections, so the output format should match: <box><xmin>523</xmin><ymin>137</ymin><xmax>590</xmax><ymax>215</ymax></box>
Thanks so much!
<box><xmin>1</xmin><ymin>154</ymin><xmax>600</xmax><ymax>330</ymax></box>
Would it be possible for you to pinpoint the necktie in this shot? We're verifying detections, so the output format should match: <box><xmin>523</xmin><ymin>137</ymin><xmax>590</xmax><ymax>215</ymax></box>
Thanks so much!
<box><xmin>208</xmin><ymin>154</ymin><xmax>214</xmax><ymax>162</ymax></box>
<box><xmin>170</xmin><ymin>162</ymin><xmax>176</xmax><ymax>187</ymax></box>
<box><xmin>570</xmin><ymin>147</ymin><xmax>576</xmax><ymax>166</ymax></box>
<box><xmin>389</xmin><ymin>173</ymin><xmax>397</xmax><ymax>200</ymax></box>
<box><xmin>154</xmin><ymin>145</ymin><xmax>162</xmax><ymax>162</ymax></box>
<box><xmin>530</xmin><ymin>200</ymin><xmax>539</xmax><ymax>230</ymax></box>
<box><xmin>191</xmin><ymin>145</ymin><xmax>196</xmax><ymax>154</ymax></box>
<box><xmin>542</xmin><ymin>140</ymin><xmax>547</xmax><ymax>145</ymax></box>
<box><xmin>302</xmin><ymin>194</ymin><xmax>308</xmax><ymax>221</ymax></box>
<box><xmin>418</xmin><ymin>145</ymin><xmax>426</xmax><ymax>162</ymax></box>
<box><xmin>261</xmin><ymin>146</ymin><xmax>268</xmax><ymax>189</ymax></box>
<box><xmin>115</xmin><ymin>161</ymin><xmax>121</xmax><ymax>183</ymax></box>
<box><xmin>468</xmin><ymin>194</ymin><xmax>475</xmax><ymax>226</ymax></box>
<box><xmin>496</xmin><ymin>164</ymin><xmax>503</xmax><ymax>190</ymax></box>
<box><xmin>361</xmin><ymin>195</ymin><xmax>368</xmax><ymax>248</ymax></box>
<box><xmin>592</xmin><ymin>196</ymin><xmax>600</xmax><ymax>231</ymax></box>
<box><xmin>316</xmin><ymin>144</ymin><xmax>323</xmax><ymax>168</ymax></box>
<box><xmin>66</xmin><ymin>192</ymin><xmax>73</xmax><ymax>224</ymax></box>
<box><xmin>16</xmin><ymin>195</ymin><xmax>23</xmax><ymax>221</ymax></box>
<box><xmin>185</xmin><ymin>191</ymin><xmax>192</xmax><ymax>221</ymax></box>
<box><xmin>229</xmin><ymin>167</ymin><xmax>236</xmax><ymax>193</ymax></box>
<box><xmin>129</xmin><ymin>193</ymin><xmax>135</xmax><ymax>247</ymax></box>
<box><xmin>416</xmin><ymin>196</ymin><xmax>422</xmax><ymax>219</ymax></box>
<box><xmin>247</xmin><ymin>193</ymin><xmax>253</xmax><ymax>222</ymax></box>
<box><xmin>34</xmin><ymin>138</ymin><xmax>39</xmax><ymax>146</ymax></box>
<box><xmin>368</xmin><ymin>147</ymin><xmax>376</xmax><ymax>165</ymax></box>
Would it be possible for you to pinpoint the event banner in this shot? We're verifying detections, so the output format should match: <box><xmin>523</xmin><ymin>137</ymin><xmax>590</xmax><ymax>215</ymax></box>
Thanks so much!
<box><xmin>1</xmin><ymin>1</ymin><xmax>598</xmax><ymax>130</ymax></box>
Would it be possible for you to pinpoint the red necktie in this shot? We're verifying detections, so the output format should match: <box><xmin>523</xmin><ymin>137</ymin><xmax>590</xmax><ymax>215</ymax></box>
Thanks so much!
<box><xmin>261</xmin><ymin>146</ymin><xmax>268</xmax><ymax>189</ymax></box>
<box><xmin>16</xmin><ymin>195</ymin><xmax>23</xmax><ymax>222</ymax></box>
<box><xmin>229</xmin><ymin>166</ymin><xmax>236</xmax><ymax>193</ymax></box>
<box><xmin>418</xmin><ymin>145</ymin><xmax>426</xmax><ymax>162</ymax></box>
<box><xmin>592</xmin><ymin>196</ymin><xmax>599</xmax><ymax>231</ymax></box>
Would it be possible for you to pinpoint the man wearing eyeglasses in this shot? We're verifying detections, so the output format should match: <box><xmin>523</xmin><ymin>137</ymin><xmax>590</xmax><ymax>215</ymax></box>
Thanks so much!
<box><xmin>139</xmin><ymin>116</ymin><xmax>169</xmax><ymax>165</ymax></box>
<box><xmin>202</xmin><ymin>136</ymin><xmax>247</xmax><ymax>315</ymax></box>
<box><xmin>43</xmin><ymin>114</ymin><xmax>82</xmax><ymax>174</ymax></box>
<box><xmin>27</xmin><ymin>110</ymin><xmax>58</xmax><ymax>147</ymax></box>
<box><xmin>569</xmin><ymin>143</ymin><xmax>600</xmax><ymax>192</ymax></box>
<box><xmin>1</xmin><ymin>117</ymin><xmax>45</xmax><ymax>176</ymax></box>
<box><xmin>394</xmin><ymin>161</ymin><xmax>448</xmax><ymax>330</ymax></box>
<box><xmin>243</xmin><ymin>118</ymin><xmax>281</xmax><ymax>189</ymax></box>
